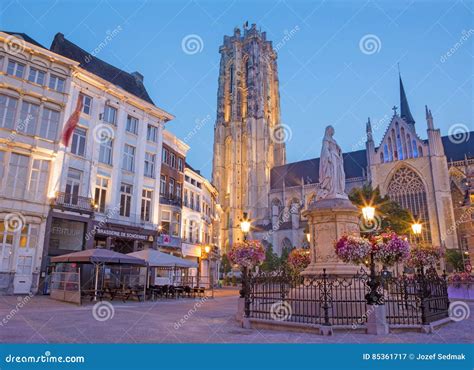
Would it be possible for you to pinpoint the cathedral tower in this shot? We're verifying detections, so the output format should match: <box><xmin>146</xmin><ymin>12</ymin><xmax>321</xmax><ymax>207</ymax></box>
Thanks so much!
<box><xmin>212</xmin><ymin>24</ymin><xmax>286</xmax><ymax>250</ymax></box>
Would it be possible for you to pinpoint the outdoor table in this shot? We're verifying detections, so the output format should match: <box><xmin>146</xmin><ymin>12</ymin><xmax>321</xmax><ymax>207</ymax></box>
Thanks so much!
<box><xmin>81</xmin><ymin>289</ymin><xmax>105</xmax><ymax>302</ymax></box>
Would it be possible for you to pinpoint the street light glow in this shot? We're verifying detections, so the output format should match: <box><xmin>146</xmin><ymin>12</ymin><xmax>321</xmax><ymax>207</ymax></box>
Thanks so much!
<box><xmin>362</xmin><ymin>206</ymin><xmax>375</xmax><ymax>223</ymax></box>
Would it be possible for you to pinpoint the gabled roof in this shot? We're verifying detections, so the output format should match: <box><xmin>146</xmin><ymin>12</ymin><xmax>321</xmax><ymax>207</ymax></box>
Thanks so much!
<box><xmin>1</xmin><ymin>31</ymin><xmax>45</xmax><ymax>49</ymax></box>
<box><xmin>270</xmin><ymin>133</ymin><xmax>473</xmax><ymax>189</ymax></box>
<box><xmin>50</xmin><ymin>33</ymin><xmax>155</xmax><ymax>105</ymax></box>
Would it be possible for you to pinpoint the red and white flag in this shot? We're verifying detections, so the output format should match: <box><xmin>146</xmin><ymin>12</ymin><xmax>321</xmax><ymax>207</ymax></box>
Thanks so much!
<box><xmin>61</xmin><ymin>96</ymin><xmax>83</xmax><ymax>147</ymax></box>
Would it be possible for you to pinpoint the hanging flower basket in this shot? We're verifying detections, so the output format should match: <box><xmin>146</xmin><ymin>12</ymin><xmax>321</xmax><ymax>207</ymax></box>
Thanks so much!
<box><xmin>372</xmin><ymin>232</ymin><xmax>410</xmax><ymax>267</ymax></box>
<box><xmin>228</xmin><ymin>240</ymin><xmax>265</xmax><ymax>269</ymax></box>
<box><xmin>287</xmin><ymin>248</ymin><xmax>311</xmax><ymax>272</ymax></box>
<box><xmin>406</xmin><ymin>244</ymin><xmax>442</xmax><ymax>269</ymax></box>
<box><xmin>334</xmin><ymin>235</ymin><xmax>372</xmax><ymax>265</ymax></box>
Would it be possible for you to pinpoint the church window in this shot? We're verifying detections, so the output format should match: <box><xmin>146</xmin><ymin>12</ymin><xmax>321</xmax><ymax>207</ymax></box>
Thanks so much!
<box><xmin>418</xmin><ymin>146</ymin><xmax>423</xmax><ymax>157</ymax></box>
<box><xmin>387</xmin><ymin>166</ymin><xmax>431</xmax><ymax>244</ymax></box>
<box><xmin>387</xmin><ymin>138</ymin><xmax>393</xmax><ymax>162</ymax></box>
<box><xmin>406</xmin><ymin>134</ymin><xmax>412</xmax><ymax>158</ymax></box>
<box><xmin>380</xmin><ymin>152</ymin><xmax>384</xmax><ymax>163</ymax></box>
<box><xmin>412</xmin><ymin>139</ymin><xmax>418</xmax><ymax>158</ymax></box>
<box><xmin>383</xmin><ymin>144</ymin><xmax>389</xmax><ymax>162</ymax></box>
<box><xmin>229</xmin><ymin>65</ymin><xmax>234</xmax><ymax>94</ymax></box>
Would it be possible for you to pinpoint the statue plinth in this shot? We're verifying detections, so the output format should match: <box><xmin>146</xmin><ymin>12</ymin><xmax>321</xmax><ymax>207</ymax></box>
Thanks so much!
<box><xmin>302</xmin><ymin>198</ymin><xmax>360</xmax><ymax>277</ymax></box>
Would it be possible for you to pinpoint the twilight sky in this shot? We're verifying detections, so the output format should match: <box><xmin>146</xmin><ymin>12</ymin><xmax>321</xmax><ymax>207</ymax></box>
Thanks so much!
<box><xmin>2</xmin><ymin>0</ymin><xmax>472</xmax><ymax>178</ymax></box>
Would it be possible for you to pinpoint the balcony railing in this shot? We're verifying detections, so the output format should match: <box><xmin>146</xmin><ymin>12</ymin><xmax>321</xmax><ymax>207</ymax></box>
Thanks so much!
<box><xmin>159</xmin><ymin>196</ymin><xmax>182</xmax><ymax>207</ymax></box>
<box><xmin>52</xmin><ymin>192</ymin><xmax>94</xmax><ymax>213</ymax></box>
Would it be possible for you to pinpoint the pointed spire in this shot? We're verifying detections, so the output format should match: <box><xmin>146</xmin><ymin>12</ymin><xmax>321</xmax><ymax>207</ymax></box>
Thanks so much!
<box><xmin>399</xmin><ymin>74</ymin><xmax>415</xmax><ymax>126</ymax></box>
<box><xmin>366</xmin><ymin>117</ymin><xmax>373</xmax><ymax>141</ymax></box>
<box><xmin>425</xmin><ymin>105</ymin><xmax>434</xmax><ymax>130</ymax></box>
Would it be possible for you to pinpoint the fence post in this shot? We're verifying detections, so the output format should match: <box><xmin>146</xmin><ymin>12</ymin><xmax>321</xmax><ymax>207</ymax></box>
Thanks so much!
<box><xmin>243</xmin><ymin>267</ymin><xmax>251</xmax><ymax>318</ymax></box>
<box><xmin>418</xmin><ymin>267</ymin><xmax>428</xmax><ymax>326</ymax></box>
<box><xmin>322</xmin><ymin>269</ymin><xmax>330</xmax><ymax>326</ymax></box>
<box><xmin>318</xmin><ymin>269</ymin><xmax>333</xmax><ymax>336</ymax></box>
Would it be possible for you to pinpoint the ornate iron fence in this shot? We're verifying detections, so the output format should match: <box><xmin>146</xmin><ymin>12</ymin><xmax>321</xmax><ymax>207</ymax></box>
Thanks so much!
<box><xmin>245</xmin><ymin>267</ymin><xmax>449</xmax><ymax>328</ymax></box>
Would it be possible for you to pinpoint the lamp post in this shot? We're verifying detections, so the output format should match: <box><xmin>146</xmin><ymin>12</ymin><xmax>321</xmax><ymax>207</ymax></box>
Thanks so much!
<box><xmin>362</xmin><ymin>205</ymin><xmax>382</xmax><ymax>305</ymax></box>
<box><xmin>240</xmin><ymin>212</ymin><xmax>251</xmax><ymax>315</ymax></box>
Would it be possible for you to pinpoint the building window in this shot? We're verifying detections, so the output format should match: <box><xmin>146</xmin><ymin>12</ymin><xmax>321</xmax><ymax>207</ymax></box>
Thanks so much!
<box><xmin>162</xmin><ymin>148</ymin><xmax>169</xmax><ymax>164</ymax></box>
<box><xmin>0</xmin><ymin>94</ymin><xmax>18</xmax><ymax>129</ymax></box>
<box><xmin>0</xmin><ymin>222</ymin><xmax>14</xmax><ymax>272</ymax></box>
<box><xmin>160</xmin><ymin>175</ymin><xmax>166</xmax><ymax>195</ymax></box>
<box><xmin>80</xmin><ymin>94</ymin><xmax>93</xmax><ymax>115</ymax></box>
<box><xmin>94</xmin><ymin>176</ymin><xmax>109</xmax><ymax>213</ymax></box>
<box><xmin>19</xmin><ymin>101</ymin><xmax>39</xmax><ymax>135</ymax></box>
<box><xmin>48</xmin><ymin>74</ymin><xmax>65</xmax><ymax>92</ymax></box>
<box><xmin>176</xmin><ymin>183</ymin><xmax>182</xmax><ymax>199</ymax></box>
<box><xmin>126</xmin><ymin>115</ymin><xmax>139</xmax><ymax>134</ymax></box>
<box><xmin>177</xmin><ymin>157</ymin><xmax>184</xmax><ymax>172</ymax></box>
<box><xmin>28</xmin><ymin>67</ymin><xmax>46</xmax><ymax>85</ymax></box>
<box><xmin>28</xmin><ymin>159</ymin><xmax>50</xmax><ymax>201</ymax></box>
<box><xmin>141</xmin><ymin>189</ymin><xmax>153</xmax><ymax>222</ymax></box>
<box><xmin>99</xmin><ymin>138</ymin><xmax>113</xmax><ymax>165</ymax></box>
<box><xmin>170</xmin><ymin>153</ymin><xmax>176</xmax><ymax>168</ymax></box>
<box><xmin>144</xmin><ymin>152</ymin><xmax>155</xmax><ymax>178</ymax></box>
<box><xmin>120</xmin><ymin>183</ymin><xmax>132</xmax><ymax>217</ymax></box>
<box><xmin>147</xmin><ymin>124</ymin><xmax>158</xmax><ymax>142</ymax></box>
<box><xmin>169</xmin><ymin>178</ymin><xmax>175</xmax><ymax>198</ymax></box>
<box><xmin>387</xmin><ymin>166</ymin><xmax>431</xmax><ymax>243</ymax></box>
<box><xmin>196</xmin><ymin>195</ymin><xmax>200</xmax><ymax>211</ymax></box>
<box><xmin>7</xmin><ymin>60</ymin><xmax>25</xmax><ymax>78</ymax></box>
<box><xmin>39</xmin><ymin>108</ymin><xmax>60</xmax><ymax>141</ymax></box>
<box><xmin>65</xmin><ymin>168</ymin><xmax>82</xmax><ymax>205</ymax></box>
<box><xmin>122</xmin><ymin>144</ymin><xmax>136</xmax><ymax>172</ymax></box>
<box><xmin>190</xmin><ymin>192</ymin><xmax>194</xmax><ymax>209</ymax></box>
<box><xmin>172</xmin><ymin>212</ymin><xmax>180</xmax><ymax>237</ymax></box>
<box><xmin>103</xmin><ymin>105</ymin><xmax>117</xmax><ymax>125</ymax></box>
<box><xmin>6</xmin><ymin>153</ymin><xmax>29</xmax><ymax>199</ymax></box>
<box><xmin>184</xmin><ymin>189</ymin><xmax>188</xmax><ymax>207</ymax></box>
<box><xmin>71</xmin><ymin>127</ymin><xmax>87</xmax><ymax>157</ymax></box>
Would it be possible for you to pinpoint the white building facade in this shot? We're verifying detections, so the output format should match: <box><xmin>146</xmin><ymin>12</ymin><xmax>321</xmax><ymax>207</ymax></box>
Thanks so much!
<box><xmin>0</xmin><ymin>32</ymin><xmax>77</xmax><ymax>294</ymax></box>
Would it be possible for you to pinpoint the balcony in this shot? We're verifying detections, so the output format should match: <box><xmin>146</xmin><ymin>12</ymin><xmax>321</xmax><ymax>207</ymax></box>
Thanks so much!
<box><xmin>52</xmin><ymin>192</ymin><xmax>95</xmax><ymax>214</ymax></box>
<box><xmin>159</xmin><ymin>196</ymin><xmax>182</xmax><ymax>207</ymax></box>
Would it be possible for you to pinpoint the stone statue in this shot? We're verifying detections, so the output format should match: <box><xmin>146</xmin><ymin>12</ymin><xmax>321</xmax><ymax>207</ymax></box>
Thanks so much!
<box><xmin>317</xmin><ymin>125</ymin><xmax>348</xmax><ymax>200</ymax></box>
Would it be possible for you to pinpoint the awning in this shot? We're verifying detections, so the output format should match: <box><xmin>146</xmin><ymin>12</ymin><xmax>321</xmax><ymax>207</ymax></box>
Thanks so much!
<box><xmin>127</xmin><ymin>249</ymin><xmax>197</xmax><ymax>268</ymax></box>
<box><xmin>51</xmin><ymin>248</ymin><xmax>146</xmax><ymax>266</ymax></box>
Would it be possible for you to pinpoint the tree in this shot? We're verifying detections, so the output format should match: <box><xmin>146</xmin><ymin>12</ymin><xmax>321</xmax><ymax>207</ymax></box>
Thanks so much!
<box><xmin>260</xmin><ymin>244</ymin><xmax>280</xmax><ymax>272</ymax></box>
<box><xmin>220</xmin><ymin>253</ymin><xmax>232</xmax><ymax>277</ymax></box>
<box><xmin>349</xmin><ymin>184</ymin><xmax>413</xmax><ymax>235</ymax></box>
<box><xmin>279</xmin><ymin>245</ymin><xmax>294</xmax><ymax>268</ymax></box>
<box><xmin>445</xmin><ymin>249</ymin><xmax>465</xmax><ymax>272</ymax></box>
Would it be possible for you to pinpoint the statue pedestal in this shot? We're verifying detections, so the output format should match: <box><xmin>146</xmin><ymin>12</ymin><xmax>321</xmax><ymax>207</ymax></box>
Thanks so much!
<box><xmin>302</xmin><ymin>198</ymin><xmax>361</xmax><ymax>277</ymax></box>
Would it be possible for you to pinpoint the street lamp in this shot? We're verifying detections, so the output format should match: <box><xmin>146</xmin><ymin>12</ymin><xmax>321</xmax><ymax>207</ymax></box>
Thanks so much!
<box><xmin>362</xmin><ymin>205</ymin><xmax>375</xmax><ymax>225</ymax></box>
<box><xmin>361</xmin><ymin>205</ymin><xmax>382</xmax><ymax>305</ymax></box>
<box><xmin>240</xmin><ymin>212</ymin><xmax>251</xmax><ymax>241</ymax></box>
<box><xmin>304</xmin><ymin>225</ymin><xmax>311</xmax><ymax>244</ymax></box>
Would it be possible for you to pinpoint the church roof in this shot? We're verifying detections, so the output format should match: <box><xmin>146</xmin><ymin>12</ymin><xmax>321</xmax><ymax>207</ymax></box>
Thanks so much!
<box><xmin>271</xmin><ymin>132</ymin><xmax>474</xmax><ymax>189</ymax></box>
<box><xmin>50</xmin><ymin>33</ymin><xmax>155</xmax><ymax>105</ymax></box>
<box><xmin>440</xmin><ymin>133</ymin><xmax>474</xmax><ymax>162</ymax></box>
